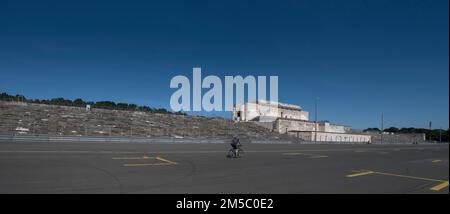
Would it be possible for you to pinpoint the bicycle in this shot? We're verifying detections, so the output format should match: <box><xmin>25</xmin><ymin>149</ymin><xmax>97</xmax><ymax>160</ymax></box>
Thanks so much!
<box><xmin>227</xmin><ymin>146</ymin><xmax>244</xmax><ymax>158</ymax></box>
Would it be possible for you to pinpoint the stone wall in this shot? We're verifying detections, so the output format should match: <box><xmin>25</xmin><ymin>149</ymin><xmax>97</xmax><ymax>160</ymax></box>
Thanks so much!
<box><xmin>321</xmin><ymin>123</ymin><xmax>350</xmax><ymax>133</ymax></box>
<box><xmin>275</xmin><ymin>119</ymin><xmax>350</xmax><ymax>134</ymax></box>
<box><xmin>233</xmin><ymin>101</ymin><xmax>308</xmax><ymax>122</ymax></box>
<box><xmin>0</xmin><ymin>101</ymin><xmax>295</xmax><ymax>140</ymax></box>
<box><xmin>276</xmin><ymin>119</ymin><xmax>316</xmax><ymax>133</ymax></box>
<box><xmin>289</xmin><ymin>131</ymin><xmax>371</xmax><ymax>143</ymax></box>
<box><xmin>252</xmin><ymin>121</ymin><xmax>275</xmax><ymax>131</ymax></box>
<box><xmin>278</xmin><ymin>108</ymin><xmax>308</xmax><ymax>120</ymax></box>
<box><xmin>369</xmin><ymin>133</ymin><xmax>426</xmax><ymax>144</ymax></box>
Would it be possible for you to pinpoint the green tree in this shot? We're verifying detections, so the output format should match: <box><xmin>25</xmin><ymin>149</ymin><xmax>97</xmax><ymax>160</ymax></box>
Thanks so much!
<box><xmin>116</xmin><ymin>103</ymin><xmax>129</xmax><ymax>110</ymax></box>
<box><xmin>0</xmin><ymin>92</ymin><xmax>186</xmax><ymax>116</ymax></box>
<box><xmin>73</xmin><ymin>98</ymin><xmax>86</xmax><ymax>107</ymax></box>
<box><xmin>363</xmin><ymin>128</ymin><xmax>380</xmax><ymax>132</ymax></box>
<box><xmin>384</xmin><ymin>127</ymin><xmax>399</xmax><ymax>133</ymax></box>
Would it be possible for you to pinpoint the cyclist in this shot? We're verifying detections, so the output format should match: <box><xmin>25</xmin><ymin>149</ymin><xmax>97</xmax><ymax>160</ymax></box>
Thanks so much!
<box><xmin>230</xmin><ymin>136</ymin><xmax>242</xmax><ymax>157</ymax></box>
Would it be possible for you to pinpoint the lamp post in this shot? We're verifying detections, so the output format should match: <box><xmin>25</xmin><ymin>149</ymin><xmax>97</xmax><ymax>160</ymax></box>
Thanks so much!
<box><xmin>381</xmin><ymin>112</ymin><xmax>384</xmax><ymax>144</ymax></box>
<box><xmin>315</xmin><ymin>97</ymin><xmax>319</xmax><ymax>142</ymax></box>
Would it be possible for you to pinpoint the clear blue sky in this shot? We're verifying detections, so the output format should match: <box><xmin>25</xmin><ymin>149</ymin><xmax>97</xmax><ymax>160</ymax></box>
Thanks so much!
<box><xmin>1</xmin><ymin>0</ymin><xmax>448</xmax><ymax>129</ymax></box>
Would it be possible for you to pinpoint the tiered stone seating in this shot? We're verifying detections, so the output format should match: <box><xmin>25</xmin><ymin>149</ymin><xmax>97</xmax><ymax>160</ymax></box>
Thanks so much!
<box><xmin>0</xmin><ymin>101</ymin><xmax>291</xmax><ymax>140</ymax></box>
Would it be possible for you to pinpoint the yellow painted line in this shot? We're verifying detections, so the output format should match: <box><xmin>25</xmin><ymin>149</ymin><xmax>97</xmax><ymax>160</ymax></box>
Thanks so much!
<box><xmin>310</xmin><ymin>155</ymin><xmax>328</xmax><ymax>158</ymax></box>
<box><xmin>112</xmin><ymin>156</ymin><xmax>154</xmax><ymax>160</ymax></box>
<box><xmin>112</xmin><ymin>157</ymin><xmax>143</xmax><ymax>160</ymax></box>
<box><xmin>283</xmin><ymin>152</ymin><xmax>305</xmax><ymax>155</ymax></box>
<box><xmin>346</xmin><ymin>171</ymin><xmax>374</xmax><ymax>177</ymax></box>
<box><xmin>432</xmin><ymin>160</ymin><xmax>442</xmax><ymax>163</ymax></box>
<box><xmin>283</xmin><ymin>153</ymin><xmax>327</xmax><ymax>158</ymax></box>
<box><xmin>348</xmin><ymin>169</ymin><xmax>449</xmax><ymax>191</ymax></box>
<box><xmin>370</xmin><ymin>171</ymin><xmax>446</xmax><ymax>183</ymax></box>
<box><xmin>430</xmin><ymin>181</ymin><xmax>449</xmax><ymax>191</ymax></box>
<box><xmin>124</xmin><ymin>163</ymin><xmax>171</xmax><ymax>167</ymax></box>
<box><xmin>114</xmin><ymin>155</ymin><xmax>177</xmax><ymax>166</ymax></box>
<box><xmin>155</xmin><ymin>156</ymin><xmax>178</xmax><ymax>165</ymax></box>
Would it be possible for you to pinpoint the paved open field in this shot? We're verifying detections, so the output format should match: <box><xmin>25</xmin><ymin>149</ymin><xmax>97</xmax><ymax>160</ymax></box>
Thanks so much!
<box><xmin>0</xmin><ymin>141</ymin><xmax>448</xmax><ymax>193</ymax></box>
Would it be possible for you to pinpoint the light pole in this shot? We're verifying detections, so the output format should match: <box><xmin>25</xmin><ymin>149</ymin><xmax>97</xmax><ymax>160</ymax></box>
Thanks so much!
<box><xmin>315</xmin><ymin>97</ymin><xmax>319</xmax><ymax>142</ymax></box>
<box><xmin>381</xmin><ymin>112</ymin><xmax>384</xmax><ymax>144</ymax></box>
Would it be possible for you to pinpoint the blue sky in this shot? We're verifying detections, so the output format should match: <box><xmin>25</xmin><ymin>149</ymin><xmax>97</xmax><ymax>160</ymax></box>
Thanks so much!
<box><xmin>0</xmin><ymin>0</ymin><xmax>448</xmax><ymax>129</ymax></box>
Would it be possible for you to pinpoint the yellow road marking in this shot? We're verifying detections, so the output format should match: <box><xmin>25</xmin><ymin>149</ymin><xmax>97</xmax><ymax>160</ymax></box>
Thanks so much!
<box><xmin>156</xmin><ymin>156</ymin><xmax>178</xmax><ymax>165</ymax></box>
<box><xmin>283</xmin><ymin>152</ymin><xmax>306</xmax><ymax>155</ymax></box>
<box><xmin>346</xmin><ymin>171</ymin><xmax>374</xmax><ymax>177</ymax></box>
<box><xmin>113</xmin><ymin>155</ymin><xmax>177</xmax><ymax>166</ymax></box>
<box><xmin>430</xmin><ymin>182</ymin><xmax>449</xmax><ymax>191</ymax></box>
<box><xmin>283</xmin><ymin>152</ymin><xmax>327</xmax><ymax>158</ymax></box>
<box><xmin>432</xmin><ymin>160</ymin><xmax>442</xmax><ymax>163</ymax></box>
<box><xmin>310</xmin><ymin>155</ymin><xmax>328</xmax><ymax>158</ymax></box>
<box><xmin>369</xmin><ymin>171</ymin><xmax>446</xmax><ymax>183</ymax></box>
<box><xmin>112</xmin><ymin>156</ymin><xmax>154</xmax><ymax>160</ymax></box>
<box><xmin>347</xmin><ymin>169</ymin><xmax>449</xmax><ymax>191</ymax></box>
<box><xmin>124</xmin><ymin>163</ymin><xmax>171</xmax><ymax>167</ymax></box>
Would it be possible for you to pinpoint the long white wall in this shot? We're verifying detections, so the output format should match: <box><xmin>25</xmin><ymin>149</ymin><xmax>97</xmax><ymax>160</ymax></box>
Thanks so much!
<box><xmin>291</xmin><ymin>131</ymin><xmax>371</xmax><ymax>143</ymax></box>
<box><xmin>235</xmin><ymin>102</ymin><xmax>308</xmax><ymax>121</ymax></box>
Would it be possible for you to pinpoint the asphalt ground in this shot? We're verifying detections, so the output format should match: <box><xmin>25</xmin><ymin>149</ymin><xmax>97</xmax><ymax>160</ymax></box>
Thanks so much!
<box><xmin>0</xmin><ymin>141</ymin><xmax>448</xmax><ymax>193</ymax></box>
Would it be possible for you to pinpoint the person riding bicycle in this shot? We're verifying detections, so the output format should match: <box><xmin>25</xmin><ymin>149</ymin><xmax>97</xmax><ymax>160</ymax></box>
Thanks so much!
<box><xmin>230</xmin><ymin>136</ymin><xmax>242</xmax><ymax>157</ymax></box>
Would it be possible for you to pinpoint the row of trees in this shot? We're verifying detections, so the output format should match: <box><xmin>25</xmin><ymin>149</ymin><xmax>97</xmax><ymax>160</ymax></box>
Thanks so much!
<box><xmin>363</xmin><ymin>127</ymin><xmax>449</xmax><ymax>142</ymax></box>
<box><xmin>0</xmin><ymin>92</ymin><xmax>186</xmax><ymax>115</ymax></box>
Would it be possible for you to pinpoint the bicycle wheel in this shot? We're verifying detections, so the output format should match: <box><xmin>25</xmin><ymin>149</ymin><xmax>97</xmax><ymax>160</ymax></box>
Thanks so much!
<box><xmin>226</xmin><ymin>149</ymin><xmax>234</xmax><ymax>158</ymax></box>
<box><xmin>237</xmin><ymin>149</ymin><xmax>244</xmax><ymax>157</ymax></box>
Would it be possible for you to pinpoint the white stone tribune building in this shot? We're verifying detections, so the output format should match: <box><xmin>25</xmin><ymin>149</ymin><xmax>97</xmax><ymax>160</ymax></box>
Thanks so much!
<box><xmin>232</xmin><ymin>100</ymin><xmax>371</xmax><ymax>143</ymax></box>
